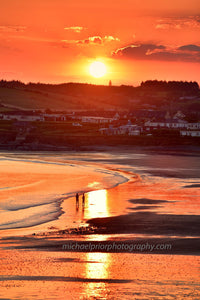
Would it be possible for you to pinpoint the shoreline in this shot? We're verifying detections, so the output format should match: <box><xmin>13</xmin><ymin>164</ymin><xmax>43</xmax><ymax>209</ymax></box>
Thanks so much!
<box><xmin>0</xmin><ymin>156</ymin><xmax>134</xmax><ymax>235</ymax></box>
<box><xmin>0</xmin><ymin>143</ymin><xmax>200</xmax><ymax>155</ymax></box>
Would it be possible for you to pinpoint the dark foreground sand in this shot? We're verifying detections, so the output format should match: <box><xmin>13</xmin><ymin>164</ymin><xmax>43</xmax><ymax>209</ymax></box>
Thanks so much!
<box><xmin>86</xmin><ymin>211</ymin><xmax>200</xmax><ymax>236</ymax></box>
<box><xmin>9</xmin><ymin>236</ymin><xmax>200</xmax><ymax>255</ymax></box>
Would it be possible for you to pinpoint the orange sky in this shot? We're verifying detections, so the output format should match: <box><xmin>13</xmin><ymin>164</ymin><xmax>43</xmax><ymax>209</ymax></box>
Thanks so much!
<box><xmin>0</xmin><ymin>0</ymin><xmax>200</xmax><ymax>85</ymax></box>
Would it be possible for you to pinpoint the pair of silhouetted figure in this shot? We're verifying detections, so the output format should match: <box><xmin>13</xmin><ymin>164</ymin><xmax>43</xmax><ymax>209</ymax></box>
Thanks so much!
<box><xmin>75</xmin><ymin>193</ymin><xmax>85</xmax><ymax>210</ymax></box>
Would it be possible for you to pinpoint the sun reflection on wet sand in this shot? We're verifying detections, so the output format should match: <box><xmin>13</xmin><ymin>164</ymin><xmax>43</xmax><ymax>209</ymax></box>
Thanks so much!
<box><xmin>85</xmin><ymin>189</ymin><xmax>109</xmax><ymax>219</ymax></box>
<box><xmin>83</xmin><ymin>252</ymin><xmax>111</xmax><ymax>299</ymax></box>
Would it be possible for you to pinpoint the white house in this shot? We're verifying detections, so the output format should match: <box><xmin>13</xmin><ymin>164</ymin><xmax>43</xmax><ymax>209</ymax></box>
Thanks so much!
<box><xmin>180</xmin><ymin>130</ymin><xmax>200</xmax><ymax>137</ymax></box>
<box><xmin>72</xmin><ymin>122</ymin><xmax>82</xmax><ymax>127</ymax></box>
<box><xmin>43</xmin><ymin>114</ymin><xmax>67</xmax><ymax>121</ymax></box>
<box><xmin>144</xmin><ymin>120</ymin><xmax>200</xmax><ymax>131</ymax></box>
<box><xmin>187</xmin><ymin>123</ymin><xmax>200</xmax><ymax>130</ymax></box>
<box><xmin>128</xmin><ymin>129</ymin><xmax>141</xmax><ymax>136</ymax></box>
<box><xmin>144</xmin><ymin>120</ymin><xmax>188</xmax><ymax>130</ymax></box>
<box><xmin>119</xmin><ymin>124</ymin><xmax>141</xmax><ymax>135</ymax></box>
<box><xmin>0</xmin><ymin>113</ymin><xmax>44</xmax><ymax>122</ymax></box>
<box><xmin>173</xmin><ymin>111</ymin><xmax>186</xmax><ymax>120</ymax></box>
<box><xmin>81</xmin><ymin>116</ymin><xmax>113</xmax><ymax>124</ymax></box>
<box><xmin>99</xmin><ymin>121</ymin><xmax>141</xmax><ymax>136</ymax></box>
<box><xmin>113</xmin><ymin>113</ymin><xmax>120</xmax><ymax>120</ymax></box>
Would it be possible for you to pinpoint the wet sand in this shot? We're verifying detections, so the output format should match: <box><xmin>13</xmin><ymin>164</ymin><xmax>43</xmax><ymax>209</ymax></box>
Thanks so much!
<box><xmin>0</xmin><ymin>247</ymin><xmax>199</xmax><ymax>299</ymax></box>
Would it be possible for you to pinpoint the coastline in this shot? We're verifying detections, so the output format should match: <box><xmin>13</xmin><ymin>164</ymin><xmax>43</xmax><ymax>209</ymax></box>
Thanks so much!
<box><xmin>0</xmin><ymin>144</ymin><xmax>200</xmax><ymax>156</ymax></box>
<box><xmin>0</xmin><ymin>133</ymin><xmax>200</xmax><ymax>154</ymax></box>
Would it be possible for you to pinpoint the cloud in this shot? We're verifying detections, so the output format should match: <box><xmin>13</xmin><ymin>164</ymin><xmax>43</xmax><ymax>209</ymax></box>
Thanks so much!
<box><xmin>80</xmin><ymin>35</ymin><xmax>120</xmax><ymax>45</ymax></box>
<box><xmin>112</xmin><ymin>43</ymin><xmax>200</xmax><ymax>63</ymax></box>
<box><xmin>104</xmin><ymin>35</ymin><xmax>120</xmax><ymax>42</ymax></box>
<box><xmin>63</xmin><ymin>35</ymin><xmax>120</xmax><ymax>45</ymax></box>
<box><xmin>178</xmin><ymin>44</ymin><xmax>200</xmax><ymax>52</ymax></box>
<box><xmin>112</xmin><ymin>44</ymin><xmax>166</xmax><ymax>59</ymax></box>
<box><xmin>84</xmin><ymin>36</ymin><xmax>102</xmax><ymax>44</ymax></box>
<box><xmin>64</xmin><ymin>26</ymin><xmax>86</xmax><ymax>33</ymax></box>
<box><xmin>156</xmin><ymin>16</ymin><xmax>200</xmax><ymax>30</ymax></box>
<box><xmin>0</xmin><ymin>25</ymin><xmax>26</xmax><ymax>32</ymax></box>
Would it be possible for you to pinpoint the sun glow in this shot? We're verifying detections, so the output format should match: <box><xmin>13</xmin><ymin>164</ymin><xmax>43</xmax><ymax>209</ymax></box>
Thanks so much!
<box><xmin>89</xmin><ymin>61</ymin><xmax>107</xmax><ymax>78</ymax></box>
<box><xmin>86</xmin><ymin>189</ymin><xmax>109</xmax><ymax>219</ymax></box>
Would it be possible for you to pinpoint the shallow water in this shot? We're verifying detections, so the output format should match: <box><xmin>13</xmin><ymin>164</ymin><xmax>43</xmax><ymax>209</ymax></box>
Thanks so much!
<box><xmin>0</xmin><ymin>153</ymin><xmax>129</xmax><ymax>234</ymax></box>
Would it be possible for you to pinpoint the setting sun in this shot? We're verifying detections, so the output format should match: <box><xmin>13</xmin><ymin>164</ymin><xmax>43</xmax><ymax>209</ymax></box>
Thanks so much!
<box><xmin>89</xmin><ymin>61</ymin><xmax>107</xmax><ymax>78</ymax></box>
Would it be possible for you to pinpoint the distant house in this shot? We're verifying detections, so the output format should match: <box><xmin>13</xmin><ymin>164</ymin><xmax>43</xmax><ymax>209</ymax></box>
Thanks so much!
<box><xmin>173</xmin><ymin>111</ymin><xmax>185</xmax><ymax>120</ymax></box>
<box><xmin>81</xmin><ymin>116</ymin><xmax>113</xmax><ymax>124</ymax></box>
<box><xmin>72</xmin><ymin>122</ymin><xmax>82</xmax><ymax>127</ymax></box>
<box><xmin>144</xmin><ymin>119</ymin><xmax>188</xmax><ymax>130</ymax></box>
<box><xmin>128</xmin><ymin>128</ymin><xmax>141</xmax><ymax>136</ymax></box>
<box><xmin>118</xmin><ymin>121</ymin><xmax>141</xmax><ymax>135</ymax></box>
<box><xmin>99</xmin><ymin>121</ymin><xmax>141</xmax><ymax>136</ymax></box>
<box><xmin>0</xmin><ymin>111</ymin><xmax>44</xmax><ymax>122</ymax></box>
<box><xmin>180</xmin><ymin>130</ymin><xmax>200</xmax><ymax>137</ymax></box>
<box><xmin>0</xmin><ymin>111</ymin><xmax>70</xmax><ymax>122</ymax></box>
<box><xmin>144</xmin><ymin>120</ymin><xmax>200</xmax><ymax>131</ymax></box>
<box><xmin>99</xmin><ymin>127</ymin><xmax>116</xmax><ymax>135</ymax></box>
<box><xmin>179</xmin><ymin>96</ymin><xmax>197</xmax><ymax>100</ymax></box>
<box><xmin>43</xmin><ymin>114</ymin><xmax>67</xmax><ymax>121</ymax></box>
<box><xmin>187</xmin><ymin>123</ymin><xmax>200</xmax><ymax>130</ymax></box>
<box><xmin>113</xmin><ymin>113</ymin><xmax>120</xmax><ymax>120</ymax></box>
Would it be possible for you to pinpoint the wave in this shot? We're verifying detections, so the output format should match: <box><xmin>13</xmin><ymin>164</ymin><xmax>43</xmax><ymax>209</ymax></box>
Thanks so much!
<box><xmin>0</xmin><ymin>155</ymin><xmax>130</xmax><ymax>231</ymax></box>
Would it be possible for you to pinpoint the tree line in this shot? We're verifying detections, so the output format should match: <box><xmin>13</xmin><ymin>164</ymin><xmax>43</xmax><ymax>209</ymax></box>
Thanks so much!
<box><xmin>141</xmin><ymin>80</ymin><xmax>199</xmax><ymax>95</ymax></box>
<box><xmin>0</xmin><ymin>79</ymin><xmax>199</xmax><ymax>96</ymax></box>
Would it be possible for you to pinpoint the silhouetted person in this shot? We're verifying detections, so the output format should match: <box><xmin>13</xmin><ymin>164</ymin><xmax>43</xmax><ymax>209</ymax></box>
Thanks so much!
<box><xmin>76</xmin><ymin>193</ymin><xmax>79</xmax><ymax>210</ymax></box>
<box><xmin>82</xmin><ymin>193</ymin><xmax>85</xmax><ymax>207</ymax></box>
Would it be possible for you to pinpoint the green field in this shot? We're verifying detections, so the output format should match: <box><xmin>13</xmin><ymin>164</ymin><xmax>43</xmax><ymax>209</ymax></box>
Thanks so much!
<box><xmin>0</xmin><ymin>87</ymin><xmax>117</xmax><ymax>111</ymax></box>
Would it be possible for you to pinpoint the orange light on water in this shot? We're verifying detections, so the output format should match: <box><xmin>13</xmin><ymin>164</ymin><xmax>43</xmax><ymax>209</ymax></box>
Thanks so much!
<box><xmin>84</xmin><ymin>252</ymin><xmax>111</xmax><ymax>298</ymax></box>
<box><xmin>86</xmin><ymin>189</ymin><xmax>109</xmax><ymax>219</ymax></box>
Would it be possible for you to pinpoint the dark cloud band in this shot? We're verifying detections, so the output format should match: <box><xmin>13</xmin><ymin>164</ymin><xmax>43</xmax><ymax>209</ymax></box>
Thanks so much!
<box><xmin>112</xmin><ymin>43</ymin><xmax>200</xmax><ymax>63</ymax></box>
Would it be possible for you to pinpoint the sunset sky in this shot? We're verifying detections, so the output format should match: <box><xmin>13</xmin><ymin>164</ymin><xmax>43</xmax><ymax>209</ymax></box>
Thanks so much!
<box><xmin>0</xmin><ymin>0</ymin><xmax>200</xmax><ymax>86</ymax></box>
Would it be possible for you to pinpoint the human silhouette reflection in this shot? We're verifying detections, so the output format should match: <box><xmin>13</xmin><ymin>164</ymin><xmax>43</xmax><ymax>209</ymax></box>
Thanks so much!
<box><xmin>82</xmin><ymin>193</ymin><xmax>85</xmax><ymax>208</ymax></box>
<box><xmin>76</xmin><ymin>193</ymin><xmax>79</xmax><ymax>211</ymax></box>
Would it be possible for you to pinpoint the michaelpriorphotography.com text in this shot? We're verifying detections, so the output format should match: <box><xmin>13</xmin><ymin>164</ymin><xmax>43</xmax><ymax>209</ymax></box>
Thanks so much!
<box><xmin>62</xmin><ymin>241</ymin><xmax>172</xmax><ymax>252</ymax></box>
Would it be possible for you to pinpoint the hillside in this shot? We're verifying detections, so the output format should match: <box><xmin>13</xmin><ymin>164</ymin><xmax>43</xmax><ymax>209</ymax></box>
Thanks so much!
<box><xmin>0</xmin><ymin>80</ymin><xmax>199</xmax><ymax>112</ymax></box>
<box><xmin>0</xmin><ymin>87</ymin><xmax>111</xmax><ymax>111</ymax></box>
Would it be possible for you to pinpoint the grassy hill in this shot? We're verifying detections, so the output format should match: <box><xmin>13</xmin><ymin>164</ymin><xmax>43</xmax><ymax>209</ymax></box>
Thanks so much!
<box><xmin>0</xmin><ymin>87</ymin><xmax>91</xmax><ymax>111</ymax></box>
<box><xmin>0</xmin><ymin>85</ymin><xmax>119</xmax><ymax>111</ymax></box>
<box><xmin>0</xmin><ymin>80</ymin><xmax>199</xmax><ymax>112</ymax></box>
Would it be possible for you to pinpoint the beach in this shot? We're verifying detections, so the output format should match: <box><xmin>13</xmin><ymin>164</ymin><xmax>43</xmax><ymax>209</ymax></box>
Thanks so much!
<box><xmin>0</xmin><ymin>150</ymin><xmax>200</xmax><ymax>299</ymax></box>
